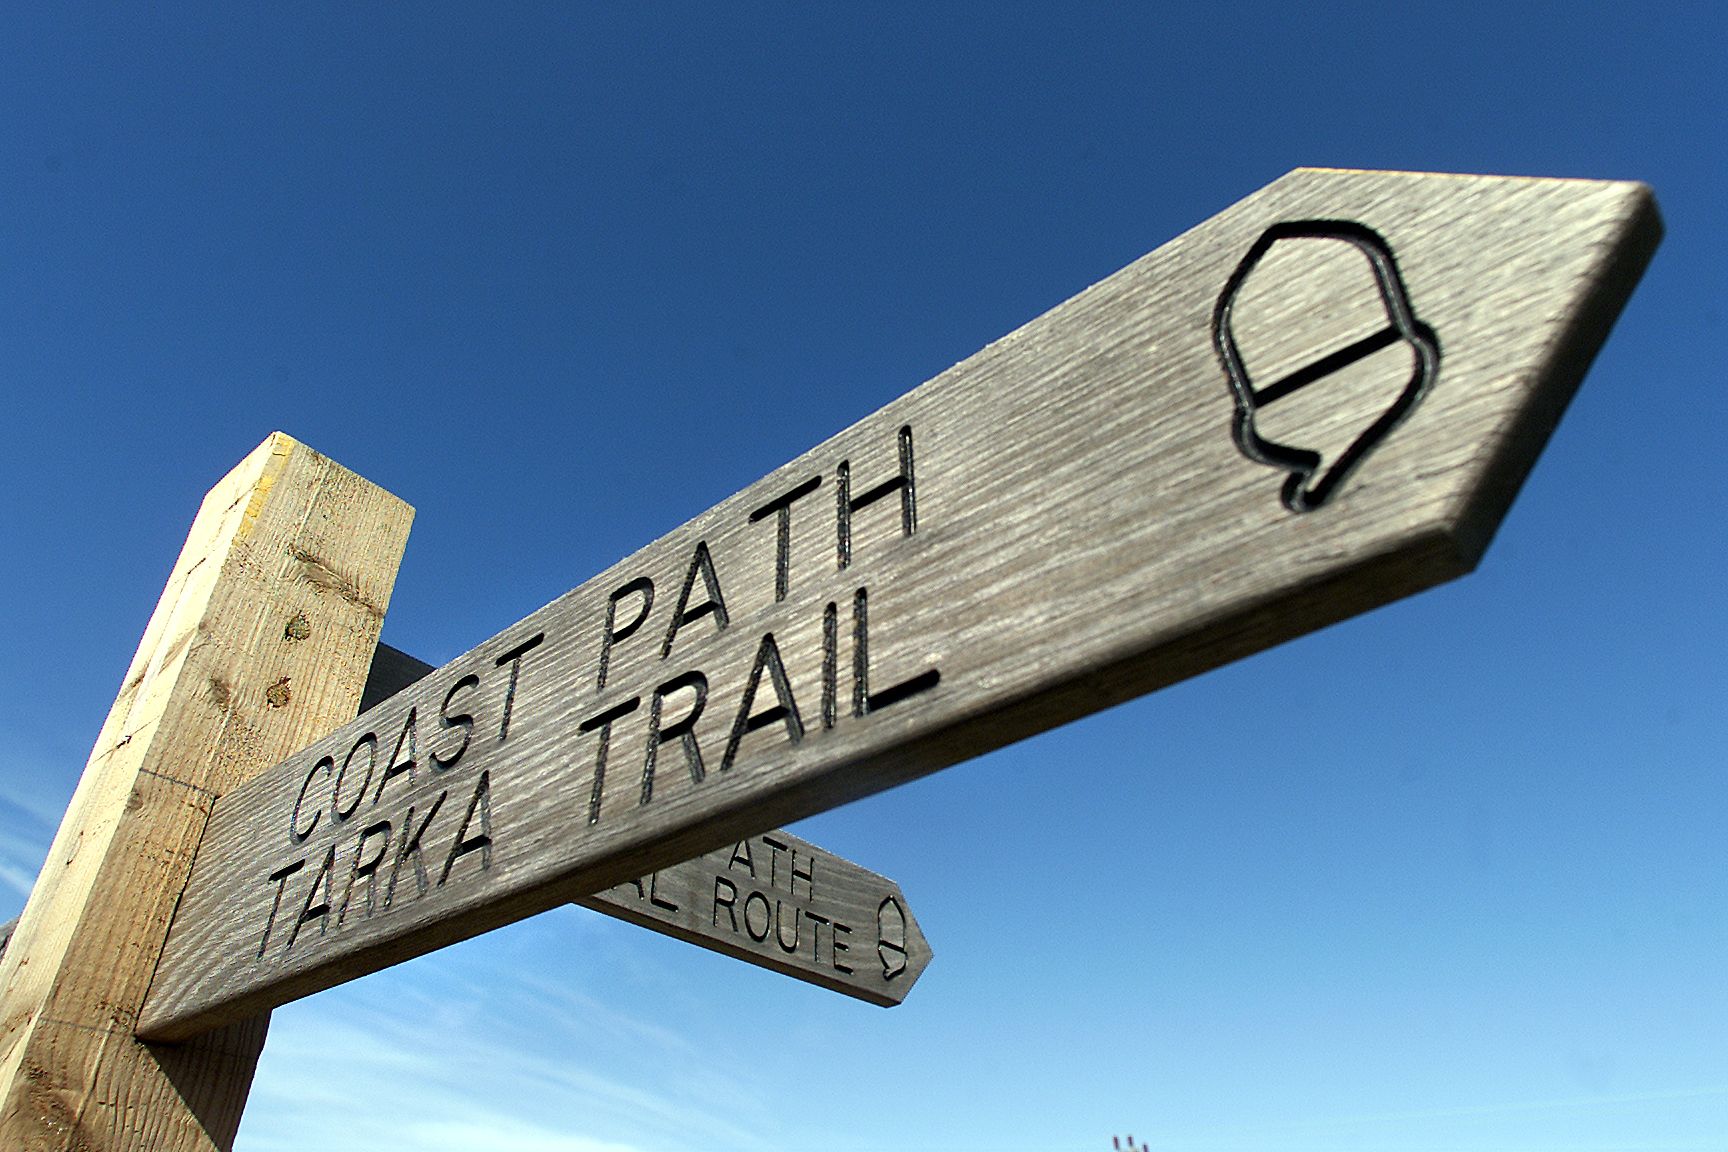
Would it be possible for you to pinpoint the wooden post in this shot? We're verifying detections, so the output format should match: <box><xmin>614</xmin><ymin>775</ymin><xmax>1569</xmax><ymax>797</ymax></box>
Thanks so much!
<box><xmin>0</xmin><ymin>434</ymin><xmax>412</xmax><ymax>1151</ymax></box>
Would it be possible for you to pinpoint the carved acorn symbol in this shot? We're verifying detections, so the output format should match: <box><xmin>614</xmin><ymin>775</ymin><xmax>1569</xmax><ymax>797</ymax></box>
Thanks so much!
<box><xmin>877</xmin><ymin>895</ymin><xmax>909</xmax><ymax>979</ymax></box>
<box><xmin>1214</xmin><ymin>220</ymin><xmax>1440</xmax><ymax>512</ymax></box>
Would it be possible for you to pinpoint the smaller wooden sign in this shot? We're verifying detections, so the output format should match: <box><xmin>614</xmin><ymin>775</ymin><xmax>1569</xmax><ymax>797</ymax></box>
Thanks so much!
<box><xmin>581</xmin><ymin>829</ymin><xmax>930</xmax><ymax>1006</ymax></box>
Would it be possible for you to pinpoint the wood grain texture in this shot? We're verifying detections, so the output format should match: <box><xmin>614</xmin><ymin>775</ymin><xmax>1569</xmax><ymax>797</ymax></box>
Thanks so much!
<box><xmin>0</xmin><ymin>434</ymin><xmax>412</xmax><ymax>1150</ymax></box>
<box><xmin>581</xmin><ymin>829</ymin><xmax>931</xmax><ymax>1006</ymax></box>
<box><xmin>142</xmin><ymin>169</ymin><xmax>1661</xmax><ymax>1041</ymax></box>
<box><xmin>355</xmin><ymin>642</ymin><xmax>932</xmax><ymax>1004</ymax></box>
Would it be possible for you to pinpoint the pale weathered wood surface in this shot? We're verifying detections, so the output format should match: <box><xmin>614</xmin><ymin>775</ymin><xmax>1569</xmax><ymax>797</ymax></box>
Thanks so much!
<box><xmin>357</xmin><ymin>645</ymin><xmax>932</xmax><ymax>1004</ymax></box>
<box><xmin>0</xmin><ymin>434</ymin><xmax>412</xmax><ymax>1150</ymax></box>
<box><xmin>143</xmin><ymin>168</ymin><xmax>1661</xmax><ymax>1040</ymax></box>
<box><xmin>582</xmin><ymin>829</ymin><xmax>931</xmax><ymax>1006</ymax></box>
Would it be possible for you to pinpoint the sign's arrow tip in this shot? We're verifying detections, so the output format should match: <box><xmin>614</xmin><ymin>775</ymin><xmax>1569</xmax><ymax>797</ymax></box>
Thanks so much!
<box><xmin>892</xmin><ymin>886</ymin><xmax>934</xmax><ymax>994</ymax></box>
<box><xmin>868</xmin><ymin>882</ymin><xmax>935</xmax><ymax>1002</ymax></box>
<box><xmin>1228</xmin><ymin>168</ymin><xmax>1661</xmax><ymax>567</ymax></box>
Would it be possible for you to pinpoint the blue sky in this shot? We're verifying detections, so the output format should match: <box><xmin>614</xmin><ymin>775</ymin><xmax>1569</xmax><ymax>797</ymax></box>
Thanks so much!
<box><xmin>2</xmin><ymin>4</ymin><xmax>1723</xmax><ymax>1151</ymax></box>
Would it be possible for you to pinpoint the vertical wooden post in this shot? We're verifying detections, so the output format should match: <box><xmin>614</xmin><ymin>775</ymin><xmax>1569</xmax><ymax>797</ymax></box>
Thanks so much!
<box><xmin>0</xmin><ymin>434</ymin><xmax>412</xmax><ymax>1151</ymax></box>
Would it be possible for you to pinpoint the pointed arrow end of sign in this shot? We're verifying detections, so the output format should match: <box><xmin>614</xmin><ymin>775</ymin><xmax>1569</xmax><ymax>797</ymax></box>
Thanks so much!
<box><xmin>1434</xmin><ymin>176</ymin><xmax>1662</xmax><ymax>569</ymax></box>
<box><xmin>1222</xmin><ymin>168</ymin><xmax>1661</xmax><ymax>575</ymax></box>
<box><xmin>871</xmin><ymin>883</ymin><xmax>934</xmax><ymax>1005</ymax></box>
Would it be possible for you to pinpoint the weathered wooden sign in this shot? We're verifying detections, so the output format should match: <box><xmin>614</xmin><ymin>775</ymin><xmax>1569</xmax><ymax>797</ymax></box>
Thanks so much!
<box><xmin>141</xmin><ymin>168</ymin><xmax>1660</xmax><ymax>1040</ymax></box>
<box><xmin>361</xmin><ymin>643</ymin><xmax>932</xmax><ymax>1003</ymax></box>
<box><xmin>583</xmin><ymin>829</ymin><xmax>931</xmax><ymax>1006</ymax></box>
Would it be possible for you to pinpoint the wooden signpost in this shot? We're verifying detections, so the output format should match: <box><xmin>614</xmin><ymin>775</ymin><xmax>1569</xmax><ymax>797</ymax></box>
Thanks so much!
<box><xmin>362</xmin><ymin>645</ymin><xmax>933</xmax><ymax>1004</ymax></box>
<box><xmin>1</xmin><ymin>167</ymin><xmax>1661</xmax><ymax>1152</ymax></box>
<box><xmin>132</xmin><ymin>168</ymin><xmax>1660</xmax><ymax>1043</ymax></box>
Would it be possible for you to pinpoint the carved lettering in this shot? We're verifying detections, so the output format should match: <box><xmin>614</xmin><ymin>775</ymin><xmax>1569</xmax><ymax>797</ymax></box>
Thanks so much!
<box><xmin>762</xmin><ymin>834</ymin><xmax>789</xmax><ymax>889</ymax></box>
<box><xmin>774</xmin><ymin>899</ymin><xmax>800</xmax><ymax>954</ymax></box>
<box><xmin>688</xmin><ymin>846</ymin><xmax>869</xmax><ymax>979</ymax></box>
<box><xmin>579</xmin><ymin>697</ymin><xmax>640</xmax><ymax>826</ymax></box>
<box><xmin>713</xmin><ymin>875</ymin><xmax>738</xmax><ymax>931</ymax></box>
<box><xmin>833</xmin><ymin>919</ymin><xmax>854</xmax><ymax>975</ymax></box>
<box><xmin>836</xmin><ymin>424</ymin><xmax>916</xmax><ymax>570</ymax></box>
<box><xmin>728</xmin><ymin>838</ymin><xmax>756</xmax><ymax>878</ymax></box>
<box><xmin>748</xmin><ymin>474</ymin><xmax>822</xmax><ymax>602</ymax></box>
<box><xmin>641</xmin><ymin>671</ymin><xmax>707</xmax><ymax>806</ymax></box>
<box><xmin>440</xmin><ymin>771</ymin><xmax>492</xmax><ymax>885</ymax></box>
<box><xmin>493</xmin><ymin>632</ymin><xmax>545</xmax><ymax>742</ymax></box>
<box><xmin>660</xmin><ymin>540</ymin><xmax>729</xmax><ymax>659</ymax></box>
<box><xmin>385</xmin><ymin>790</ymin><xmax>447</xmax><ymax>907</ymax></box>
<box><xmin>744</xmin><ymin>890</ymin><xmax>772</xmax><ymax>943</ymax></box>
<box><xmin>433</xmin><ymin>673</ymin><xmax>479</xmax><ymax>770</ymax></box>
<box><xmin>331</xmin><ymin>732</ymin><xmax>377</xmax><ymax>823</ymax></box>
<box><xmin>255</xmin><ymin>421</ymin><xmax>939</xmax><ymax>982</ymax></box>
<box><xmin>852</xmin><ymin>586</ymin><xmax>940</xmax><ymax>717</ymax></box>
<box><xmin>803</xmin><ymin>909</ymin><xmax>830</xmax><ymax>966</ymax></box>
<box><xmin>721</xmin><ymin>632</ymin><xmax>803</xmax><ymax>772</ymax></box>
<box><xmin>257</xmin><ymin>858</ymin><xmax>305</xmax><ymax>959</ymax></box>
<box><xmin>337</xmin><ymin>820</ymin><xmax>393</xmax><ymax>925</ymax></box>
<box><xmin>790</xmin><ymin>845</ymin><xmax>814</xmax><ymax>900</ymax></box>
<box><xmin>821</xmin><ymin>601</ymin><xmax>838</xmax><ymax>730</ymax></box>
<box><xmin>283</xmin><ymin>845</ymin><xmax>336</xmax><ymax>953</ymax></box>
<box><xmin>597</xmin><ymin>577</ymin><xmax>654</xmax><ymax>691</ymax></box>
<box><xmin>292</xmin><ymin>758</ymin><xmax>331</xmax><ymax>843</ymax></box>
<box><xmin>372</xmin><ymin>707</ymin><xmax>418</xmax><ymax>806</ymax></box>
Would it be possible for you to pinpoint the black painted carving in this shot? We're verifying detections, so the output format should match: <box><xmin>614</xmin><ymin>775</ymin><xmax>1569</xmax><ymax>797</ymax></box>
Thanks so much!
<box><xmin>877</xmin><ymin>895</ymin><xmax>908</xmax><ymax>979</ymax></box>
<box><xmin>331</xmin><ymin>733</ymin><xmax>377</xmax><ymax>822</ymax></box>
<box><xmin>432</xmin><ymin>673</ymin><xmax>480</xmax><ymax>769</ymax></box>
<box><xmin>851</xmin><ymin>586</ymin><xmax>940</xmax><ymax>717</ymax></box>
<box><xmin>385</xmin><ymin>790</ymin><xmax>446</xmax><ymax>906</ymax></box>
<box><xmin>1214</xmin><ymin>220</ymin><xmax>1440</xmax><ymax>512</ymax></box>
<box><xmin>836</xmin><ymin>424</ymin><xmax>917</xmax><ymax>569</ymax></box>
<box><xmin>642</xmin><ymin>670</ymin><xmax>709</xmax><ymax>804</ymax></box>
<box><xmin>749</xmin><ymin>474</ymin><xmax>822</xmax><ymax>602</ymax></box>
<box><xmin>439</xmin><ymin>770</ymin><xmax>492</xmax><ymax>884</ymax></box>
<box><xmin>660</xmin><ymin>541</ymin><xmax>730</xmax><ymax>659</ymax></box>
<box><xmin>493</xmin><ymin>632</ymin><xmax>545</xmax><ymax>741</ymax></box>
<box><xmin>597</xmin><ymin>578</ymin><xmax>654</xmax><ymax>691</ymax></box>
<box><xmin>721</xmin><ymin>632</ymin><xmax>804</xmax><ymax>772</ymax></box>
<box><xmin>579</xmin><ymin>697</ymin><xmax>640</xmax><ymax>826</ymax></box>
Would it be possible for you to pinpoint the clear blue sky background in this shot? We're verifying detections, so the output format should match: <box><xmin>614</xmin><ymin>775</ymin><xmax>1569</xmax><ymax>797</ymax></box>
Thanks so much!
<box><xmin>2</xmin><ymin>5</ymin><xmax>1723</xmax><ymax>1151</ymax></box>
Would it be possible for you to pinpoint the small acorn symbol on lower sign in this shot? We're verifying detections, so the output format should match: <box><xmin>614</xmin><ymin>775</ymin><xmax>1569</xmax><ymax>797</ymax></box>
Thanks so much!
<box><xmin>1214</xmin><ymin>220</ymin><xmax>1440</xmax><ymax>512</ymax></box>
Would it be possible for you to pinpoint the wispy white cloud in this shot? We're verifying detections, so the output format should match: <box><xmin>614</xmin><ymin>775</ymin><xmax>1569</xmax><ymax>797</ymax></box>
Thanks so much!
<box><xmin>0</xmin><ymin>860</ymin><xmax>39</xmax><ymax>901</ymax></box>
<box><xmin>0</xmin><ymin>732</ymin><xmax>80</xmax><ymax>829</ymax></box>
<box><xmin>237</xmin><ymin>915</ymin><xmax>786</xmax><ymax>1152</ymax></box>
<box><xmin>0</xmin><ymin>738</ymin><xmax>65</xmax><ymax>912</ymax></box>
